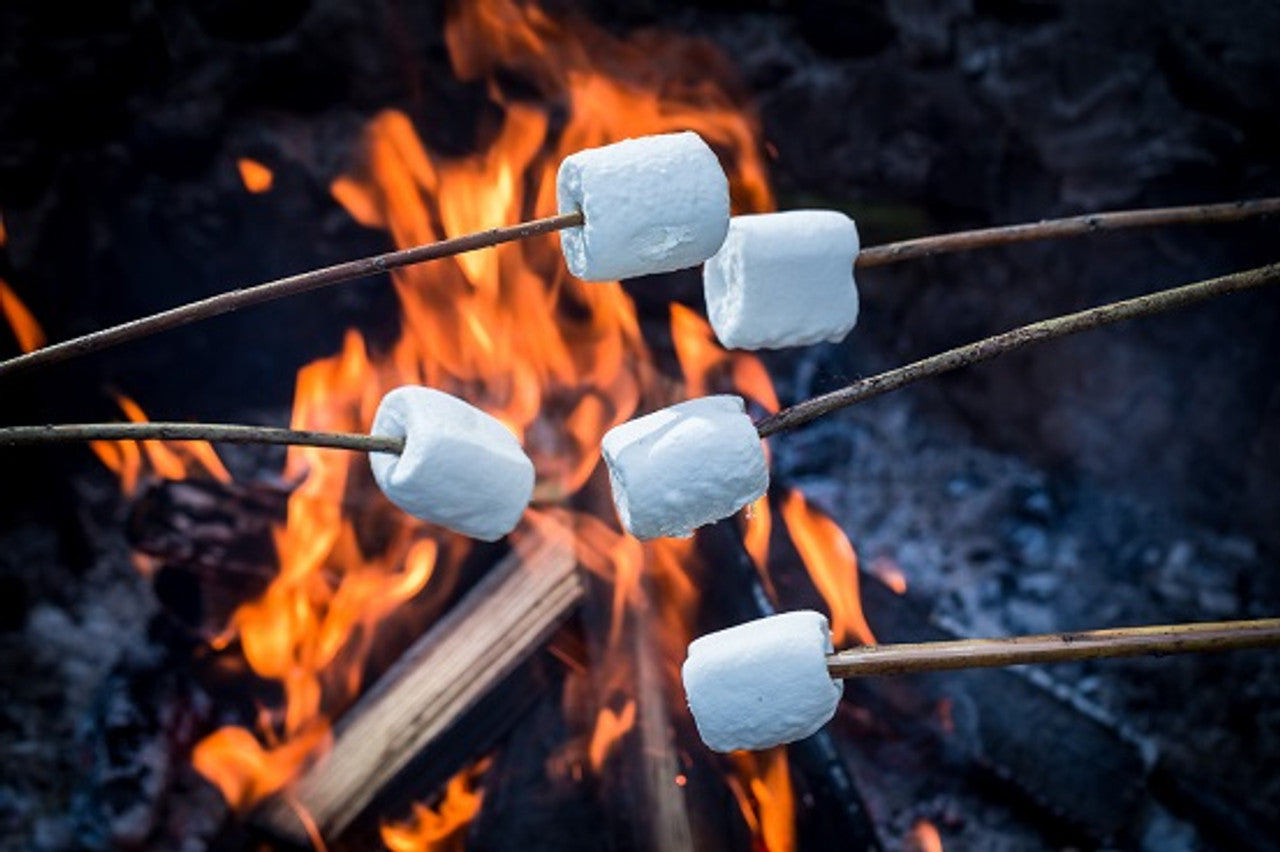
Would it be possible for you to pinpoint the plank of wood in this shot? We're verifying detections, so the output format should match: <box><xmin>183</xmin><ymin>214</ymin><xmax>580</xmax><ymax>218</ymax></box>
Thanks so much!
<box><xmin>254</xmin><ymin>522</ymin><xmax>581</xmax><ymax>845</ymax></box>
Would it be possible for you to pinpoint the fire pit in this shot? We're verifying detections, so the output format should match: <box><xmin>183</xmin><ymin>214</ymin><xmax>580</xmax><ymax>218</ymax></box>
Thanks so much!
<box><xmin>2</xmin><ymin>2</ymin><xmax>1279</xmax><ymax>850</ymax></box>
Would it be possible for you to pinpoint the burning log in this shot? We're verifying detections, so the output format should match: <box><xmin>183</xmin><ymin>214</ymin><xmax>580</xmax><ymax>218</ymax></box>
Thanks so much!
<box><xmin>577</xmin><ymin>568</ymin><xmax>698</xmax><ymax>852</ymax></box>
<box><xmin>684</xmin><ymin>611</ymin><xmax>1280</xmax><ymax>752</ymax></box>
<box><xmin>252</xmin><ymin>522</ymin><xmax>580</xmax><ymax>846</ymax></box>
<box><xmin>0</xmin><ymin>196</ymin><xmax>1273</xmax><ymax>380</ymax></box>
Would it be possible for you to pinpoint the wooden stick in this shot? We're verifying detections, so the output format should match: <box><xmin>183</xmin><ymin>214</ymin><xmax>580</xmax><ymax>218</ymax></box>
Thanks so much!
<box><xmin>827</xmin><ymin>618</ymin><xmax>1280</xmax><ymax>678</ymax></box>
<box><xmin>855</xmin><ymin>197</ymin><xmax>1280</xmax><ymax>267</ymax></box>
<box><xmin>0</xmin><ymin>422</ymin><xmax>404</xmax><ymax>454</ymax></box>
<box><xmin>755</xmin><ymin>262</ymin><xmax>1280</xmax><ymax>437</ymax></box>
<box><xmin>254</xmin><ymin>521</ymin><xmax>581</xmax><ymax>845</ymax></box>
<box><xmin>3</xmin><ymin>198</ymin><xmax>1274</xmax><ymax>381</ymax></box>
<box><xmin>8</xmin><ymin>264</ymin><xmax>1276</xmax><ymax>450</ymax></box>
<box><xmin>0</xmin><ymin>211</ymin><xmax>583</xmax><ymax>380</ymax></box>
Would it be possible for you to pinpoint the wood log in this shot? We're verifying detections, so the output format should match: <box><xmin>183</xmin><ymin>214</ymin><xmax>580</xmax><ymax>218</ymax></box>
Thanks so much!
<box><xmin>632</xmin><ymin>590</ymin><xmax>695</xmax><ymax>852</ymax></box>
<box><xmin>253</xmin><ymin>521</ymin><xmax>580</xmax><ymax>845</ymax></box>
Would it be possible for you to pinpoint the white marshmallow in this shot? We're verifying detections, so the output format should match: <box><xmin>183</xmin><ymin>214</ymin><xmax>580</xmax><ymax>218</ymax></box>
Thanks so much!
<box><xmin>369</xmin><ymin>386</ymin><xmax>535</xmax><ymax>541</ymax></box>
<box><xmin>557</xmin><ymin>131</ymin><xmax>730</xmax><ymax>282</ymax></box>
<box><xmin>703</xmin><ymin>210</ymin><xmax>860</xmax><ymax>350</ymax></box>
<box><xmin>682</xmin><ymin>611</ymin><xmax>842</xmax><ymax>752</ymax></box>
<box><xmin>601</xmin><ymin>395</ymin><xmax>767</xmax><ymax>540</ymax></box>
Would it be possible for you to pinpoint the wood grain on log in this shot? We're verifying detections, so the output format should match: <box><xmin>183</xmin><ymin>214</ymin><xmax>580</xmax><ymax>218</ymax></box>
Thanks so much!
<box><xmin>254</xmin><ymin>521</ymin><xmax>580</xmax><ymax>845</ymax></box>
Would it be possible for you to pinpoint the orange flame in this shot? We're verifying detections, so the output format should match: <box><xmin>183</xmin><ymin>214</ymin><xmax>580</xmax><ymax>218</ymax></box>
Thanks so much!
<box><xmin>0</xmin><ymin>212</ymin><xmax>7</xmax><ymax>247</ymax></box>
<box><xmin>237</xmin><ymin>158</ymin><xmax>274</xmax><ymax>193</ymax></box>
<box><xmin>870</xmin><ymin>556</ymin><xmax>908</xmax><ymax>595</ymax></box>
<box><xmin>88</xmin><ymin>394</ymin><xmax>232</xmax><ymax>498</ymax></box>
<box><xmin>742</xmin><ymin>495</ymin><xmax>773</xmax><ymax>574</ymax></box>
<box><xmin>906</xmin><ymin>819</ymin><xmax>944</xmax><ymax>852</ymax></box>
<box><xmin>191</xmin><ymin>724</ymin><xmax>331</xmax><ymax>812</ymax></box>
<box><xmin>728</xmin><ymin>749</ymin><xmax>796</xmax><ymax>852</ymax></box>
<box><xmin>381</xmin><ymin>758</ymin><xmax>492</xmax><ymax>852</ymax></box>
<box><xmin>588</xmin><ymin>699</ymin><xmax>637</xmax><ymax>771</ymax></box>
<box><xmin>136</xmin><ymin>2</ymin><xmax>827</xmax><ymax>845</ymax></box>
<box><xmin>780</xmin><ymin>490</ymin><xmax>876</xmax><ymax>647</ymax></box>
<box><xmin>670</xmin><ymin>303</ymin><xmax>779</xmax><ymax>414</ymax></box>
<box><xmin>0</xmin><ymin>280</ymin><xmax>46</xmax><ymax>353</ymax></box>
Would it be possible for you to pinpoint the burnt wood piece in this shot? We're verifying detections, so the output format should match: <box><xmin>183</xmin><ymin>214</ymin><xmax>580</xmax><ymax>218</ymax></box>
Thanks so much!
<box><xmin>851</xmin><ymin>576</ymin><xmax>1278</xmax><ymax>850</ymax></box>
<box><xmin>126</xmin><ymin>477</ymin><xmax>288</xmax><ymax>633</ymax></box>
<box><xmin>321</xmin><ymin>644</ymin><xmax>569</xmax><ymax>852</ymax></box>
<box><xmin>698</xmin><ymin>521</ymin><xmax>885</xmax><ymax>852</ymax></box>
<box><xmin>252</xmin><ymin>526</ymin><xmax>580</xmax><ymax>846</ymax></box>
<box><xmin>849</xmin><ymin>573</ymin><xmax>1152</xmax><ymax>846</ymax></box>
<box><xmin>575</xmin><ymin>566</ymin><xmax>697</xmax><ymax>852</ymax></box>
<box><xmin>632</xmin><ymin>595</ymin><xmax>696</xmax><ymax>851</ymax></box>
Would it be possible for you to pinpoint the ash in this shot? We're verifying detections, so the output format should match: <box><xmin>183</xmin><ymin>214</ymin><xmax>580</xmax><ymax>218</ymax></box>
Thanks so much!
<box><xmin>0</xmin><ymin>476</ymin><xmax>224</xmax><ymax>851</ymax></box>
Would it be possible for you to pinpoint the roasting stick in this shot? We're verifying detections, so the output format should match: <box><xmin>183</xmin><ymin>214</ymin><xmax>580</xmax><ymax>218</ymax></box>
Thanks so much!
<box><xmin>0</xmin><ymin>422</ymin><xmax>402</xmax><ymax>453</ymax></box>
<box><xmin>1</xmin><ymin>198</ymin><xmax>1276</xmax><ymax>381</ymax></box>
<box><xmin>683</xmin><ymin>610</ymin><xmax>1280</xmax><ymax>752</ymax></box>
<box><xmin>6</xmin><ymin>262</ymin><xmax>1278</xmax><ymax>453</ymax></box>
<box><xmin>854</xmin><ymin>196</ymin><xmax>1280</xmax><ymax>267</ymax></box>
<box><xmin>754</xmin><ymin>261</ymin><xmax>1280</xmax><ymax>437</ymax></box>
<box><xmin>825</xmin><ymin>617</ymin><xmax>1280</xmax><ymax>677</ymax></box>
<box><xmin>0</xmin><ymin>386</ymin><xmax>539</xmax><ymax>542</ymax></box>
<box><xmin>0</xmin><ymin>211</ymin><xmax>584</xmax><ymax>381</ymax></box>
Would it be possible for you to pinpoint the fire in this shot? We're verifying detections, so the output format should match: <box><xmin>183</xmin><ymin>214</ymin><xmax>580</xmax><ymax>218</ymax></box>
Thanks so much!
<box><xmin>780</xmin><ymin>491</ymin><xmax>876</xmax><ymax>647</ymax></box>
<box><xmin>0</xmin><ymin>280</ymin><xmax>233</xmax><ymax>500</ymax></box>
<box><xmin>743</xmin><ymin>495</ymin><xmax>773</xmax><ymax>573</ymax></box>
<box><xmin>0</xmin><ymin>280</ymin><xmax>46</xmax><ymax>353</ymax></box>
<box><xmin>671</xmin><ymin>303</ymin><xmax>779</xmax><ymax>414</ymax></box>
<box><xmin>192</xmin><ymin>725</ymin><xmax>331</xmax><ymax>812</ymax></box>
<box><xmin>870</xmin><ymin>556</ymin><xmax>908</xmax><ymax>595</ymax></box>
<box><xmin>88</xmin><ymin>394</ymin><xmax>231</xmax><ymax>498</ymax></box>
<box><xmin>727</xmin><ymin>749</ymin><xmax>796</xmax><ymax>852</ymax></box>
<box><xmin>906</xmin><ymin>819</ymin><xmax>944</xmax><ymax>852</ymax></box>
<box><xmin>381</xmin><ymin>758</ymin><xmax>491</xmax><ymax>852</ymax></box>
<box><xmin>73</xmin><ymin>0</ymin><xmax>877</xmax><ymax>843</ymax></box>
<box><xmin>237</xmin><ymin>158</ymin><xmax>274</xmax><ymax>193</ymax></box>
<box><xmin>588</xmin><ymin>699</ymin><xmax>637</xmax><ymax>770</ymax></box>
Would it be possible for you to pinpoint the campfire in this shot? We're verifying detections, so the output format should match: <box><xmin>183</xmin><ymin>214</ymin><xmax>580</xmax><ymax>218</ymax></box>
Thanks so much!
<box><xmin>2</xmin><ymin>2</ymin><xmax>1279</xmax><ymax>850</ymax></box>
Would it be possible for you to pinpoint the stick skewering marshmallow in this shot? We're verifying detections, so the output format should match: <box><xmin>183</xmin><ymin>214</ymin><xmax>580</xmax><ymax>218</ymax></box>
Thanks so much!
<box><xmin>683</xmin><ymin>610</ymin><xmax>841</xmax><ymax>752</ymax></box>
<box><xmin>557</xmin><ymin>131</ymin><xmax>730</xmax><ymax>282</ymax></box>
<box><xmin>601</xmin><ymin>395</ymin><xmax>767</xmax><ymax>540</ymax></box>
<box><xmin>704</xmin><ymin>210</ymin><xmax>860</xmax><ymax>350</ymax></box>
<box><xmin>369</xmin><ymin>386</ymin><xmax>535</xmax><ymax>541</ymax></box>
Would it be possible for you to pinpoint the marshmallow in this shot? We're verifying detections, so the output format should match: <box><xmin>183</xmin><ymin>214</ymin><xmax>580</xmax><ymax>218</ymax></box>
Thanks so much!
<box><xmin>557</xmin><ymin>131</ymin><xmax>730</xmax><ymax>282</ymax></box>
<box><xmin>703</xmin><ymin>210</ymin><xmax>860</xmax><ymax>350</ymax></box>
<box><xmin>601</xmin><ymin>395</ymin><xmax>767</xmax><ymax>540</ymax></box>
<box><xmin>369</xmin><ymin>386</ymin><xmax>535</xmax><ymax>541</ymax></box>
<box><xmin>683</xmin><ymin>611</ymin><xmax>842</xmax><ymax>752</ymax></box>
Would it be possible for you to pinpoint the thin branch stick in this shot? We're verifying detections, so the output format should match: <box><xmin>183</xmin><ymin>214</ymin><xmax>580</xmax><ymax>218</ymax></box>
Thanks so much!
<box><xmin>8</xmin><ymin>264</ymin><xmax>1278</xmax><ymax>449</ymax></box>
<box><xmin>0</xmin><ymin>422</ymin><xmax>403</xmax><ymax>454</ymax></box>
<box><xmin>0</xmin><ymin>211</ymin><xmax>583</xmax><ymax>380</ymax></box>
<box><xmin>2</xmin><ymin>199</ymin><xmax>1275</xmax><ymax>382</ymax></box>
<box><xmin>755</xmin><ymin>262</ymin><xmax>1280</xmax><ymax>438</ymax></box>
<box><xmin>827</xmin><ymin>618</ymin><xmax>1280</xmax><ymax>678</ymax></box>
<box><xmin>855</xmin><ymin>197</ymin><xmax>1280</xmax><ymax>268</ymax></box>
